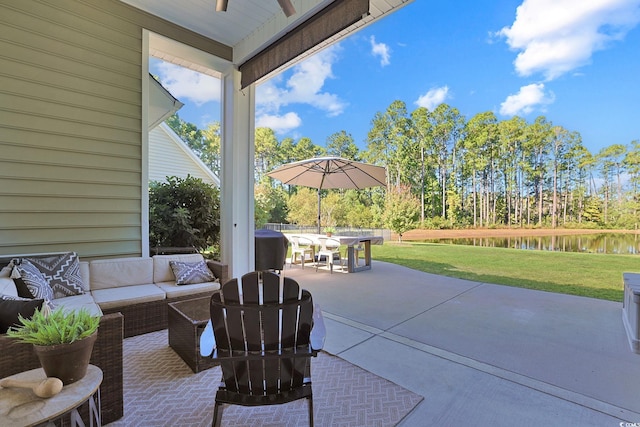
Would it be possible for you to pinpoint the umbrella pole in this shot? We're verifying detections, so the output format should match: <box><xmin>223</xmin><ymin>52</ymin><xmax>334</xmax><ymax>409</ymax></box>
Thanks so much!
<box><xmin>317</xmin><ymin>189</ymin><xmax>321</xmax><ymax>234</ymax></box>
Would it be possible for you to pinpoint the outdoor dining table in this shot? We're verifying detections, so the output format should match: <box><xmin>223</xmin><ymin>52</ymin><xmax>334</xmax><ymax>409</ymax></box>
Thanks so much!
<box><xmin>293</xmin><ymin>234</ymin><xmax>384</xmax><ymax>273</ymax></box>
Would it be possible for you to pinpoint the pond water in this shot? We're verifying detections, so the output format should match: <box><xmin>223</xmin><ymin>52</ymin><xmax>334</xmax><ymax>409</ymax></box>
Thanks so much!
<box><xmin>420</xmin><ymin>233</ymin><xmax>640</xmax><ymax>254</ymax></box>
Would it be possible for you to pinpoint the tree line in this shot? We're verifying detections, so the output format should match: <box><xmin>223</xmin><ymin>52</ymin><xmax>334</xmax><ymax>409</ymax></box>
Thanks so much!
<box><xmin>165</xmin><ymin>99</ymin><xmax>640</xmax><ymax>233</ymax></box>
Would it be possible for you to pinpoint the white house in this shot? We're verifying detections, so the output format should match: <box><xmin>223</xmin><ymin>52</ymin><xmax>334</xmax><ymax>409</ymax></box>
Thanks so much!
<box><xmin>149</xmin><ymin>122</ymin><xmax>220</xmax><ymax>187</ymax></box>
<box><xmin>148</xmin><ymin>73</ymin><xmax>219</xmax><ymax>187</ymax></box>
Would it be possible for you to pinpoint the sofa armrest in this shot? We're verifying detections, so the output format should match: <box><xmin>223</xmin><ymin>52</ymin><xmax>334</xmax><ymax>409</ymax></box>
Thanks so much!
<box><xmin>207</xmin><ymin>260</ymin><xmax>229</xmax><ymax>284</ymax></box>
<box><xmin>90</xmin><ymin>312</ymin><xmax>124</xmax><ymax>423</ymax></box>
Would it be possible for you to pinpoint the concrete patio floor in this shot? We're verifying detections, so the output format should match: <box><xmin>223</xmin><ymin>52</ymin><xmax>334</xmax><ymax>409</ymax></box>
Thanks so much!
<box><xmin>283</xmin><ymin>260</ymin><xmax>640</xmax><ymax>426</ymax></box>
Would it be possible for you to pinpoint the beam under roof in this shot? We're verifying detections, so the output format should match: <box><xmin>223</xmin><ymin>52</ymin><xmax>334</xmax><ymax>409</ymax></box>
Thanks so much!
<box><xmin>239</xmin><ymin>0</ymin><xmax>369</xmax><ymax>88</ymax></box>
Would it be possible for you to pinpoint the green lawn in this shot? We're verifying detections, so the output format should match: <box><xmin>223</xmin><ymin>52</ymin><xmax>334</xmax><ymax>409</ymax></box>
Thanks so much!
<box><xmin>371</xmin><ymin>242</ymin><xmax>638</xmax><ymax>301</ymax></box>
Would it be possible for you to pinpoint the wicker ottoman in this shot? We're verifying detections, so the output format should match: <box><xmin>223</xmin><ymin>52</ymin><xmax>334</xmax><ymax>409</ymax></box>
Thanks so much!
<box><xmin>168</xmin><ymin>297</ymin><xmax>218</xmax><ymax>373</ymax></box>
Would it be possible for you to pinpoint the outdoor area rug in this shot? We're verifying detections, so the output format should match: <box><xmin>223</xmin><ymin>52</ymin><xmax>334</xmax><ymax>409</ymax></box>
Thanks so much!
<box><xmin>107</xmin><ymin>330</ymin><xmax>422</xmax><ymax>426</ymax></box>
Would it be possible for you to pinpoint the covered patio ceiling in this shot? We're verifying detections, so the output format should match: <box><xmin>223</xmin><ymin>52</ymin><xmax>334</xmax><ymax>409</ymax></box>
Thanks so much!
<box><xmin>121</xmin><ymin>0</ymin><xmax>414</xmax><ymax>85</ymax></box>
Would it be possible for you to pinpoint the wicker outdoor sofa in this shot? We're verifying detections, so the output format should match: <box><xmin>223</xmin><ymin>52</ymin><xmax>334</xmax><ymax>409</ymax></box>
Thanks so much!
<box><xmin>99</xmin><ymin>255</ymin><xmax>229</xmax><ymax>338</ymax></box>
<box><xmin>0</xmin><ymin>252</ymin><xmax>228</xmax><ymax>425</ymax></box>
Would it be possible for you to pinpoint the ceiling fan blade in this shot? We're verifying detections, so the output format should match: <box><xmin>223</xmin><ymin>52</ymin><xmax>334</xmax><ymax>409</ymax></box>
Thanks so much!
<box><xmin>216</xmin><ymin>0</ymin><xmax>228</xmax><ymax>12</ymax></box>
<box><xmin>277</xmin><ymin>0</ymin><xmax>296</xmax><ymax>17</ymax></box>
<box><xmin>215</xmin><ymin>0</ymin><xmax>295</xmax><ymax>17</ymax></box>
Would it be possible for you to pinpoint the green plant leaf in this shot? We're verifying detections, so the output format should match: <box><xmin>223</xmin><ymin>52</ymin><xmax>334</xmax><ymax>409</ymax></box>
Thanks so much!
<box><xmin>6</xmin><ymin>307</ymin><xmax>99</xmax><ymax>345</ymax></box>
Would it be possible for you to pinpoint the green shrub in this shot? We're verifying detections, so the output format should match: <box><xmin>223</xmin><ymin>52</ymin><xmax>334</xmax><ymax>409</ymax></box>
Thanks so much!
<box><xmin>149</xmin><ymin>176</ymin><xmax>220</xmax><ymax>251</ymax></box>
<box><xmin>423</xmin><ymin>216</ymin><xmax>454</xmax><ymax>230</ymax></box>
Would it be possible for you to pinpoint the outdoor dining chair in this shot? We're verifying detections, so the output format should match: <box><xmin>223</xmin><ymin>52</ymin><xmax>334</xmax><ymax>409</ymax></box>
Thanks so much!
<box><xmin>289</xmin><ymin>235</ymin><xmax>315</xmax><ymax>269</ymax></box>
<box><xmin>353</xmin><ymin>243</ymin><xmax>365</xmax><ymax>267</ymax></box>
<box><xmin>315</xmin><ymin>237</ymin><xmax>343</xmax><ymax>273</ymax></box>
<box><xmin>207</xmin><ymin>271</ymin><xmax>320</xmax><ymax>427</ymax></box>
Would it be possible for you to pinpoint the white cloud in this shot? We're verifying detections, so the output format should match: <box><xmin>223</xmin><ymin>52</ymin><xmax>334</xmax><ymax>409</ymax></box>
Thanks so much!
<box><xmin>256</xmin><ymin>112</ymin><xmax>302</xmax><ymax>134</ymax></box>
<box><xmin>499</xmin><ymin>83</ymin><xmax>555</xmax><ymax>116</ymax></box>
<box><xmin>256</xmin><ymin>45</ymin><xmax>347</xmax><ymax>133</ymax></box>
<box><xmin>415</xmin><ymin>86</ymin><xmax>450</xmax><ymax>110</ymax></box>
<box><xmin>155</xmin><ymin>62</ymin><xmax>221</xmax><ymax>106</ymax></box>
<box><xmin>497</xmin><ymin>0</ymin><xmax>640</xmax><ymax>80</ymax></box>
<box><xmin>370</xmin><ymin>36</ymin><xmax>391</xmax><ymax>66</ymax></box>
<box><xmin>286</xmin><ymin>50</ymin><xmax>346</xmax><ymax>116</ymax></box>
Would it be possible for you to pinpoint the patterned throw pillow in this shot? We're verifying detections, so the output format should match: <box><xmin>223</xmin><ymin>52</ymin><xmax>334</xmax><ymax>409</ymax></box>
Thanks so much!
<box><xmin>23</xmin><ymin>252</ymin><xmax>86</xmax><ymax>299</ymax></box>
<box><xmin>12</xmin><ymin>259</ymin><xmax>55</xmax><ymax>301</ymax></box>
<box><xmin>169</xmin><ymin>260</ymin><xmax>215</xmax><ymax>285</ymax></box>
<box><xmin>13</xmin><ymin>278</ymin><xmax>36</xmax><ymax>299</ymax></box>
<box><xmin>5</xmin><ymin>261</ymin><xmax>35</xmax><ymax>298</ymax></box>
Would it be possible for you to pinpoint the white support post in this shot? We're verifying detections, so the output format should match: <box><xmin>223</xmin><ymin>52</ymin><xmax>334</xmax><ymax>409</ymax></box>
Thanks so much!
<box><xmin>220</xmin><ymin>67</ymin><xmax>255</xmax><ymax>279</ymax></box>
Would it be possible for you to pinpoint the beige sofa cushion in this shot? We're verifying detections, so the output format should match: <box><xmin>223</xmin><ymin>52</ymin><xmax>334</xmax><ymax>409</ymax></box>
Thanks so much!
<box><xmin>90</xmin><ymin>257</ymin><xmax>154</xmax><ymax>290</ymax></box>
<box><xmin>92</xmin><ymin>284</ymin><xmax>165</xmax><ymax>310</ymax></box>
<box><xmin>79</xmin><ymin>261</ymin><xmax>90</xmax><ymax>292</ymax></box>
<box><xmin>155</xmin><ymin>280</ymin><xmax>220</xmax><ymax>298</ymax></box>
<box><xmin>53</xmin><ymin>293</ymin><xmax>103</xmax><ymax>317</ymax></box>
<box><xmin>152</xmin><ymin>254</ymin><xmax>207</xmax><ymax>283</ymax></box>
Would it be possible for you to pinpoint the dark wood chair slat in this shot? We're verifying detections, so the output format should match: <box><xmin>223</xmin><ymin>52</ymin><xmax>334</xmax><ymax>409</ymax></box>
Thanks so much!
<box><xmin>208</xmin><ymin>271</ymin><xmax>317</xmax><ymax>427</ymax></box>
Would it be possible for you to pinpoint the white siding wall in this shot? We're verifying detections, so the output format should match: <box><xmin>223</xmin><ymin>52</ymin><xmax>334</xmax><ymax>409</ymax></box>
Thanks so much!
<box><xmin>149</xmin><ymin>124</ymin><xmax>219</xmax><ymax>187</ymax></box>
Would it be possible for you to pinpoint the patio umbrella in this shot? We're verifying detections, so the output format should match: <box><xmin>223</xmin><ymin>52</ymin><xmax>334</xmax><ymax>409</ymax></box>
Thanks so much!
<box><xmin>267</xmin><ymin>156</ymin><xmax>386</xmax><ymax>233</ymax></box>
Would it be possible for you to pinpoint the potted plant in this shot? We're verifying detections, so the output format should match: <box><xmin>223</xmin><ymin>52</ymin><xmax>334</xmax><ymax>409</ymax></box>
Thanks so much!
<box><xmin>7</xmin><ymin>307</ymin><xmax>100</xmax><ymax>384</ymax></box>
<box><xmin>323</xmin><ymin>226</ymin><xmax>336</xmax><ymax>237</ymax></box>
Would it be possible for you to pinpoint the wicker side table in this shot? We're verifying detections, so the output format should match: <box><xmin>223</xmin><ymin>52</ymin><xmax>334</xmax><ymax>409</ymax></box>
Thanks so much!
<box><xmin>168</xmin><ymin>297</ymin><xmax>219</xmax><ymax>373</ymax></box>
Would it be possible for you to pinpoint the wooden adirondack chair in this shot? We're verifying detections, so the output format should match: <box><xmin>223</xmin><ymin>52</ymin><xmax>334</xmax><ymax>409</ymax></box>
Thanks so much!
<box><xmin>209</xmin><ymin>271</ymin><xmax>318</xmax><ymax>427</ymax></box>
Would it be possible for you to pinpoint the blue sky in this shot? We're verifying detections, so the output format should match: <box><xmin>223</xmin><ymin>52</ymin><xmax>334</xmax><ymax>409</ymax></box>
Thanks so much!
<box><xmin>151</xmin><ymin>0</ymin><xmax>640</xmax><ymax>156</ymax></box>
